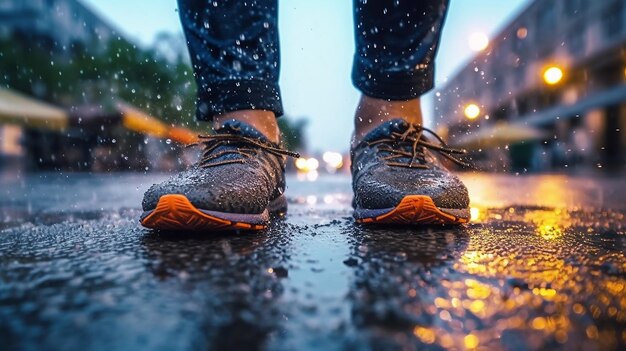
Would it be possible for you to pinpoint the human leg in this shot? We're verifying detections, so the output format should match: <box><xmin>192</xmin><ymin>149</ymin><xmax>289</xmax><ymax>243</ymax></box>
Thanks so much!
<box><xmin>180</xmin><ymin>0</ymin><xmax>282</xmax><ymax>142</ymax></box>
<box><xmin>352</xmin><ymin>0</ymin><xmax>449</xmax><ymax>144</ymax></box>
<box><xmin>141</xmin><ymin>0</ymin><xmax>296</xmax><ymax>231</ymax></box>
<box><xmin>350</xmin><ymin>0</ymin><xmax>471</xmax><ymax>225</ymax></box>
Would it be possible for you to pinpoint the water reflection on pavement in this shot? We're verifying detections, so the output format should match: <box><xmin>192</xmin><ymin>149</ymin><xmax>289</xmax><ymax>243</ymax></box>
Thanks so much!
<box><xmin>0</xmin><ymin>172</ymin><xmax>624</xmax><ymax>350</ymax></box>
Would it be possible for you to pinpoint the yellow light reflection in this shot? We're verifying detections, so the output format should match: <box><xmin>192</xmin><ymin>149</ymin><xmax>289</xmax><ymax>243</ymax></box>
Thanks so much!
<box><xmin>450</xmin><ymin>208</ymin><xmax>626</xmax><ymax>351</ymax></box>
<box><xmin>525</xmin><ymin>209</ymin><xmax>571</xmax><ymax>240</ymax></box>
<box><xmin>466</xmin><ymin>279</ymin><xmax>491</xmax><ymax>299</ymax></box>
<box><xmin>470</xmin><ymin>207</ymin><xmax>480</xmax><ymax>222</ymax></box>
<box><xmin>464</xmin><ymin>334</ymin><xmax>479</xmax><ymax>348</ymax></box>
<box><xmin>413</xmin><ymin>326</ymin><xmax>436</xmax><ymax>344</ymax></box>
<box><xmin>469</xmin><ymin>300</ymin><xmax>485</xmax><ymax>314</ymax></box>
<box><xmin>531</xmin><ymin>316</ymin><xmax>547</xmax><ymax>330</ymax></box>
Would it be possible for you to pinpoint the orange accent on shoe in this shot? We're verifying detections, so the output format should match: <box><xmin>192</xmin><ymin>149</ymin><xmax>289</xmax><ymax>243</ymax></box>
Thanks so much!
<box><xmin>140</xmin><ymin>194</ymin><xmax>267</xmax><ymax>231</ymax></box>
<box><xmin>356</xmin><ymin>195</ymin><xmax>469</xmax><ymax>225</ymax></box>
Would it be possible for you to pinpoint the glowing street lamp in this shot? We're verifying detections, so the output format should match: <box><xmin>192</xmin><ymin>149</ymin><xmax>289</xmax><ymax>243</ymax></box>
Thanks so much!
<box><xmin>464</xmin><ymin>103</ymin><xmax>480</xmax><ymax>120</ymax></box>
<box><xmin>322</xmin><ymin>151</ymin><xmax>343</xmax><ymax>169</ymax></box>
<box><xmin>295</xmin><ymin>157</ymin><xmax>308</xmax><ymax>170</ymax></box>
<box><xmin>543</xmin><ymin>66</ymin><xmax>563</xmax><ymax>85</ymax></box>
<box><xmin>295</xmin><ymin>157</ymin><xmax>320</xmax><ymax>182</ymax></box>
<box><xmin>295</xmin><ymin>157</ymin><xmax>319</xmax><ymax>171</ymax></box>
<box><xmin>468</xmin><ymin>32</ymin><xmax>489</xmax><ymax>52</ymax></box>
<box><xmin>306</xmin><ymin>157</ymin><xmax>319</xmax><ymax>171</ymax></box>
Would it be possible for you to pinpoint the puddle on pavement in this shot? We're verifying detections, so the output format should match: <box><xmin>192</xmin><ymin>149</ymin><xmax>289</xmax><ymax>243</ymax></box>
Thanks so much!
<box><xmin>1</xmin><ymin>175</ymin><xmax>625</xmax><ymax>350</ymax></box>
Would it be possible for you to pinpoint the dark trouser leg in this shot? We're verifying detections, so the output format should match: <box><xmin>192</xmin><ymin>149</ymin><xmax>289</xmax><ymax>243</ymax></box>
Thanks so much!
<box><xmin>177</xmin><ymin>0</ymin><xmax>282</xmax><ymax>121</ymax></box>
<box><xmin>352</xmin><ymin>0</ymin><xmax>449</xmax><ymax>100</ymax></box>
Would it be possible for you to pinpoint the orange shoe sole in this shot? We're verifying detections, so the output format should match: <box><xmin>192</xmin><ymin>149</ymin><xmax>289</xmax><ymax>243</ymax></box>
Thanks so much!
<box><xmin>140</xmin><ymin>194</ymin><xmax>267</xmax><ymax>231</ymax></box>
<box><xmin>355</xmin><ymin>195</ymin><xmax>469</xmax><ymax>225</ymax></box>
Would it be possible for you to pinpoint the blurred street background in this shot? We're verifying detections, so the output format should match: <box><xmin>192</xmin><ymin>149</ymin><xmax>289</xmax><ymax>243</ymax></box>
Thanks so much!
<box><xmin>1</xmin><ymin>0</ymin><xmax>626</xmax><ymax>350</ymax></box>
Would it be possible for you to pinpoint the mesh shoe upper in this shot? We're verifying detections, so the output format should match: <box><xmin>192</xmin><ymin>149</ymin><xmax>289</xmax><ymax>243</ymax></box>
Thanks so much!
<box><xmin>142</xmin><ymin>120</ymin><xmax>295</xmax><ymax>214</ymax></box>
<box><xmin>351</xmin><ymin>119</ymin><xmax>470</xmax><ymax>210</ymax></box>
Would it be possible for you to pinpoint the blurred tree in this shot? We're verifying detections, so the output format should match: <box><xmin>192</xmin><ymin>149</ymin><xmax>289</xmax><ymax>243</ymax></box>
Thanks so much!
<box><xmin>278</xmin><ymin>117</ymin><xmax>308</xmax><ymax>151</ymax></box>
<box><xmin>0</xmin><ymin>33</ymin><xmax>308</xmax><ymax>151</ymax></box>
<box><xmin>0</xmin><ymin>34</ymin><xmax>196</xmax><ymax>126</ymax></box>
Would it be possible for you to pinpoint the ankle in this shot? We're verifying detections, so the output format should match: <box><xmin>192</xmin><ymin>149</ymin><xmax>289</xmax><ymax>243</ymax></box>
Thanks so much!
<box><xmin>213</xmin><ymin>110</ymin><xmax>280</xmax><ymax>144</ymax></box>
<box><xmin>353</xmin><ymin>95</ymin><xmax>423</xmax><ymax>145</ymax></box>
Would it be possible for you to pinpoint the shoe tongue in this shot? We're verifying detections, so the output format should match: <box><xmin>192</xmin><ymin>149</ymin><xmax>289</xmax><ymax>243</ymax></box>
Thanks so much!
<box><xmin>196</xmin><ymin>119</ymin><xmax>274</xmax><ymax>167</ymax></box>
<box><xmin>360</xmin><ymin>119</ymin><xmax>409</xmax><ymax>143</ymax></box>
<box><xmin>216</xmin><ymin>119</ymin><xmax>271</xmax><ymax>144</ymax></box>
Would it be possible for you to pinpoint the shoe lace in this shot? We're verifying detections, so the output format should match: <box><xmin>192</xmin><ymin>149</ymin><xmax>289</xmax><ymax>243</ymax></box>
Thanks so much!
<box><xmin>188</xmin><ymin>133</ymin><xmax>300</xmax><ymax>168</ymax></box>
<box><xmin>368</xmin><ymin>123</ymin><xmax>471</xmax><ymax>169</ymax></box>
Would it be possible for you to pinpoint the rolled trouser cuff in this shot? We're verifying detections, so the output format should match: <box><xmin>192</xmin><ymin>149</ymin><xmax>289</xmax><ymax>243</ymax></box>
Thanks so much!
<box><xmin>352</xmin><ymin>62</ymin><xmax>435</xmax><ymax>101</ymax></box>
<box><xmin>195</xmin><ymin>78</ymin><xmax>284</xmax><ymax>121</ymax></box>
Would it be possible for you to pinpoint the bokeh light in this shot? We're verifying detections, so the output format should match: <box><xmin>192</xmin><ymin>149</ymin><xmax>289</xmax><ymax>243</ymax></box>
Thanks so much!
<box><xmin>468</xmin><ymin>32</ymin><xmax>489</xmax><ymax>51</ymax></box>
<box><xmin>322</xmin><ymin>151</ymin><xmax>343</xmax><ymax>169</ymax></box>
<box><xmin>464</xmin><ymin>103</ymin><xmax>481</xmax><ymax>120</ymax></box>
<box><xmin>543</xmin><ymin>66</ymin><xmax>563</xmax><ymax>85</ymax></box>
<box><xmin>306</xmin><ymin>157</ymin><xmax>319</xmax><ymax>171</ymax></box>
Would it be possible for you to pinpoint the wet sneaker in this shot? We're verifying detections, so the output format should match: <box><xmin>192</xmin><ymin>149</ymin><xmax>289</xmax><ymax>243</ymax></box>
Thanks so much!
<box><xmin>140</xmin><ymin>120</ymin><xmax>299</xmax><ymax>231</ymax></box>
<box><xmin>351</xmin><ymin>119</ymin><xmax>471</xmax><ymax>225</ymax></box>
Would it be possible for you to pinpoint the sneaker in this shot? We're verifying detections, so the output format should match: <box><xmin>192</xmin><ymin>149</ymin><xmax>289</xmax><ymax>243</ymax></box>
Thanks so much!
<box><xmin>140</xmin><ymin>120</ymin><xmax>298</xmax><ymax>231</ymax></box>
<box><xmin>351</xmin><ymin>119</ymin><xmax>471</xmax><ymax>225</ymax></box>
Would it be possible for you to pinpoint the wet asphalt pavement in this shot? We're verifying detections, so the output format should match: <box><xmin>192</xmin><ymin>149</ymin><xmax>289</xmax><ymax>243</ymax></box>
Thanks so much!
<box><xmin>1</xmin><ymin>171</ymin><xmax>625</xmax><ymax>351</ymax></box>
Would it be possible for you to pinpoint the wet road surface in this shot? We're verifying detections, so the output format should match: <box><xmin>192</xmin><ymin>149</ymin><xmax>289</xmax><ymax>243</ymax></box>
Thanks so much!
<box><xmin>1</xmin><ymin>172</ymin><xmax>625</xmax><ymax>350</ymax></box>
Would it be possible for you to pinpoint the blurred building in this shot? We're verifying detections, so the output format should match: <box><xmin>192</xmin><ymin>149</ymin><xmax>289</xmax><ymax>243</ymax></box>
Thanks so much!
<box><xmin>435</xmin><ymin>0</ymin><xmax>626</xmax><ymax>172</ymax></box>
<box><xmin>0</xmin><ymin>0</ymin><xmax>117</xmax><ymax>49</ymax></box>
